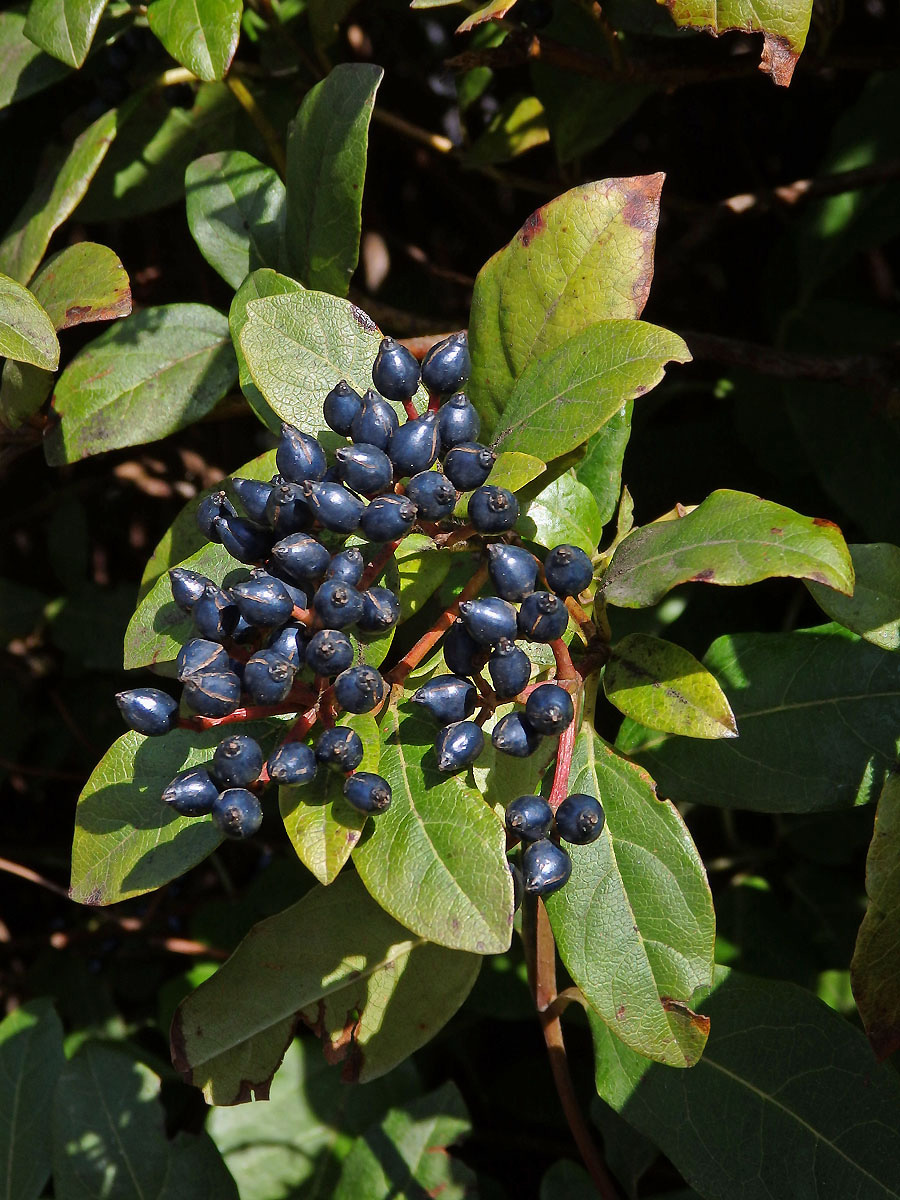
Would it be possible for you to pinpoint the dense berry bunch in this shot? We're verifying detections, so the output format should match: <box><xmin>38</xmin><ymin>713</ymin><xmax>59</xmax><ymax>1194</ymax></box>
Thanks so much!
<box><xmin>115</xmin><ymin>331</ymin><xmax>603</xmax><ymax>896</ymax></box>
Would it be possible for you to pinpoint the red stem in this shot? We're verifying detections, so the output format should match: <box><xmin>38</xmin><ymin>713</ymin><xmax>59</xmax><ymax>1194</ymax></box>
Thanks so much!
<box><xmin>402</xmin><ymin>398</ymin><xmax>420</xmax><ymax>420</ymax></box>
<box><xmin>359</xmin><ymin>539</ymin><xmax>402</xmax><ymax>589</ymax></box>
<box><xmin>178</xmin><ymin>702</ymin><xmax>306</xmax><ymax>730</ymax></box>
<box><xmin>387</xmin><ymin>562</ymin><xmax>488</xmax><ymax>685</ymax></box>
<box><xmin>427</xmin><ymin>391</ymin><xmax>441</xmax><ymax>413</ymax></box>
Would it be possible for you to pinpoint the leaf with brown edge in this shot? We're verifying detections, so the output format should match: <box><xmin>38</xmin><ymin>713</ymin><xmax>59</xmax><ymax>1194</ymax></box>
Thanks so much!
<box><xmin>171</xmin><ymin>872</ymin><xmax>481</xmax><ymax>1102</ymax></box>
<box><xmin>457</xmin><ymin>0</ymin><xmax>519</xmax><ymax>34</ymax></box>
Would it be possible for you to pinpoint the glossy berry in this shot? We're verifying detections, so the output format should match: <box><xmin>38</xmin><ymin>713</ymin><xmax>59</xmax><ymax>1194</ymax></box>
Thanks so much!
<box><xmin>115</xmin><ymin>688</ymin><xmax>178</xmax><ymax>736</ymax></box>
<box><xmin>212</xmin><ymin>734</ymin><xmax>264</xmax><ymax>788</ymax></box>
<box><xmin>231</xmin><ymin>575</ymin><xmax>294</xmax><ymax>628</ymax></box>
<box><xmin>442</xmin><ymin>442</ymin><xmax>496</xmax><ymax>491</ymax></box>
<box><xmin>231</xmin><ymin>477</ymin><xmax>273</xmax><ymax>525</ymax></box>
<box><xmin>360</xmin><ymin>495</ymin><xmax>417</xmax><ymax>542</ymax></box>
<box><xmin>277</xmin><ymin>579</ymin><xmax>308</xmax><ymax>611</ymax></box>
<box><xmin>522</xmin><ymin>839</ymin><xmax>572</xmax><ymax>896</ymax></box>
<box><xmin>411</xmin><ymin>675</ymin><xmax>477</xmax><ymax>725</ymax></box>
<box><xmin>169</xmin><ymin>567</ymin><xmax>209</xmax><ymax>613</ymax></box>
<box><xmin>544</xmin><ymin>543</ymin><xmax>593</xmax><ymax>597</ymax></box>
<box><xmin>434</xmin><ymin>720</ymin><xmax>484</xmax><ymax>772</ymax></box>
<box><xmin>486</xmin><ymin>543</ymin><xmax>537</xmax><ymax>602</ymax></box>
<box><xmin>323</xmin><ymin>380</ymin><xmax>363</xmax><ymax>436</ymax></box>
<box><xmin>509</xmin><ymin>862</ymin><xmax>524</xmax><ymax>912</ymax></box>
<box><xmin>525</xmin><ymin>684</ymin><xmax>575</xmax><ymax>735</ymax></box>
<box><xmin>444</xmin><ymin>619</ymin><xmax>481</xmax><ymax>677</ymax></box>
<box><xmin>458</xmin><ymin>596</ymin><xmax>517</xmax><ymax>646</ymax></box>
<box><xmin>517</xmin><ymin>591</ymin><xmax>569</xmax><ymax>642</ymax></box>
<box><xmin>334</xmin><ymin>665</ymin><xmax>386</xmax><ymax>714</ymax></box>
<box><xmin>267</xmin><ymin>742</ymin><xmax>317</xmax><ymax>786</ymax></box>
<box><xmin>388</xmin><ymin>412</ymin><xmax>441</xmax><ymax>477</ymax></box>
<box><xmin>491</xmin><ymin>711</ymin><xmax>542</xmax><ymax>758</ymax></box>
<box><xmin>306</xmin><ymin>629</ymin><xmax>354</xmax><ymax>677</ymax></box>
<box><xmin>267</xmin><ymin>624</ymin><xmax>306</xmax><ymax>671</ymax></box>
<box><xmin>358</xmin><ymin>587</ymin><xmax>401</xmax><ymax>633</ymax></box>
<box><xmin>505</xmin><ymin>795</ymin><xmax>553</xmax><ymax>842</ymax></box>
<box><xmin>302</xmin><ymin>481</ymin><xmax>365</xmax><ymax>535</ymax></box>
<box><xmin>242</xmin><ymin>650</ymin><xmax>296</xmax><ymax>705</ymax></box>
<box><xmin>344</xmin><ymin>771</ymin><xmax>392</xmax><ymax>814</ymax></box>
<box><xmin>436</xmin><ymin>391</ymin><xmax>480</xmax><ymax>449</ymax></box>
<box><xmin>315</xmin><ymin>726</ymin><xmax>364</xmax><ymax>773</ymax></box>
<box><xmin>372</xmin><ymin>337</ymin><xmax>421</xmax><ymax>400</ymax></box>
<box><xmin>422</xmin><ymin>332</ymin><xmax>470</xmax><ymax>397</ymax></box>
<box><xmin>161</xmin><ymin>767</ymin><xmax>218</xmax><ymax>816</ymax></box>
<box><xmin>555</xmin><ymin>793</ymin><xmax>605</xmax><ymax>845</ymax></box>
<box><xmin>212</xmin><ymin>789</ymin><xmax>263</xmax><ymax>839</ymax></box>
<box><xmin>196</xmin><ymin>490</ymin><xmax>237</xmax><ymax>541</ymax></box>
<box><xmin>214</xmin><ymin>515</ymin><xmax>271</xmax><ymax>565</ymax></box>
<box><xmin>176</xmin><ymin>637</ymin><xmax>229</xmax><ymax>683</ymax></box>
<box><xmin>265</xmin><ymin>483</ymin><xmax>312</xmax><ymax>537</ymax></box>
<box><xmin>276</xmin><ymin>423</ymin><xmax>327</xmax><ymax>484</ymax></box>
<box><xmin>488</xmin><ymin>638</ymin><xmax>531</xmax><ymax>699</ymax></box>
<box><xmin>270</xmin><ymin>532</ymin><xmax>331</xmax><ymax>585</ymax></box>
<box><xmin>314</xmin><ymin>580</ymin><xmax>364</xmax><ymax>629</ymax></box>
<box><xmin>325</xmin><ymin>548</ymin><xmax>365</xmax><ymax>587</ymax></box>
<box><xmin>469</xmin><ymin>485</ymin><xmax>519</xmax><ymax>534</ymax></box>
<box><xmin>182</xmin><ymin>670</ymin><xmax>241</xmax><ymax>717</ymax></box>
<box><xmin>334</xmin><ymin>443</ymin><xmax>393</xmax><ymax>495</ymax></box>
<box><xmin>405</xmin><ymin>471</ymin><xmax>457</xmax><ymax>520</ymax></box>
<box><xmin>192</xmin><ymin>583</ymin><xmax>239</xmax><ymax>642</ymax></box>
<box><xmin>351</xmin><ymin>389</ymin><xmax>400</xmax><ymax>451</ymax></box>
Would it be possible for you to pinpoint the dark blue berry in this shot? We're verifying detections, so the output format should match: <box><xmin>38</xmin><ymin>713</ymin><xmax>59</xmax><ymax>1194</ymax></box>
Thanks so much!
<box><xmin>231</xmin><ymin>615</ymin><xmax>256</xmax><ymax>644</ymax></box>
<box><xmin>435</xmin><ymin>721</ymin><xmax>484</xmax><ymax>772</ymax></box>
<box><xmin>525</xmin><ymin>684</ymin><xmax>574</xmax><ymax>735</ymax></box>
<box><xmin>115</xmin><ymin>688</ymin><xmax>178</xmax><ymax>736</ymax></box>
<box><xmin>276</xmin><ymin>423</ymin><xmax>327</xmax><ymax>484</ymax></box>
<box><xmin>522</xmin><ymin>839</ymin><xmax>572</xmax><ymax>895</ymax></box>
<box><xmin>442</xmin><ymin>442</ymin><xmax>495</xmax><ymax>491</ymax></box>
<box><xmin>437</xmin><ymin>391</ymin><xmax>480</xmax><ymax>450</ymax></box>
<box><xmin>213</xmin><ymin>515</ymin><xmax>271</xmax><ymax>564</ymax></box>
<box><xmin>351</xmin><ymin>389</ymin><xmax>400</xmax><ymax>451</ymax></box>
<box><xmin>505</xmin><ymin>795</ymin><xmax>553</xmax><ymax>842</ymax></box>
<box><xmin>492</xmin><ymin>711</ymin><xmax>542</xmax><ymax>757</ymax></box>
<box><xmin>196</xmin><ymin>490</ymin><xmax>237</xmax><ymax>541</ymax></box>
<box><xmin>212</xmin><ymin>734</ymin><xmax>264</xmax><ymax>787</ymax></box>
<box><xmin>314</xmin><ymin>580</ymin><xmax>365</xmax><ymax>629</ymax></box>
<box><xmin>334</xmin><ymin>665</ymin><xmax>386</xmax><ymax>714</ymax></box>
<box><xmin>302</xmin><ymin>481</ymin><xmax>365</xmax><ymax>535</ymax></box>
<box><xmin>544</xmin><ymin>544</ymin><xmax>593</xmax><ymax>597</ymax></box>
<box><xmin>359</xmin><ymin>495</ymin><xmax>417</xmax><ymax>542</ymax></box>
<box><xmin>270</xmin><ymin>532</ymin><xmax>331</xmax><ymax>585</ymax></box>
<box><xmin>267</xmin><ymin>624</ymin><xmax>307</xmax><ymax>671</ymax></box>
<box><xmin>517</xmin><ymin>591</ymin><xmax>568</xmax><ymax>642</ymax></box>
<box><xmin>176</xmin><ymin>637</ymin><xmax>229</xmax><ymax>682</ymax></box>
<box><xmin>277</xmin><ymin>579</ymin><xmax>308</xmax><ymax>611</ymax></box>
<box><xmin>458</xmin><ymin>596</ymin><xmax>517</xmax><ymax>646</ymax></box>
<box><xmin>265</xmin><ymin>483</ymin><xmax>313</xmax><ymax>537</ymax></box>
<box><xmin>306</xmin><ymin>629</ymin><xmax>354</xmax><ymax>676</ymax></box>
<box><xmin>212</xmin><ymin>789</ymin><xmax>263</xmax><ymax>839</ymax></box>
<box><xmin>487</xmin><ymin>637</ymin><xmax>531</xmax><ymax>699</ymax></box>
<box><xmin>193</xmin><ymin>583</ymin><xmax>239</xmax><ymax>642</ymax></box>
<box><xmin>372</xmin><ymin>337</ymin><xmax>421</xmax><ymax>401</ymax></box>
<box><xmin>344</xmin><ymin>771</ymin><xmax>392</xmax><ymax>813</ymax></box>
<box><xmin>169</xmin><ymin>567</ymin><xmax>209</xmax><ymax>613</ymax></box>
<box><xmin>324</xmin><ymin>380</ymin><xmax>363</xmax><ymax>436</ymax></box>
<box><xmin>422</xmin><ymin>332</ymin><xmax>470</xmax><ymax>396</ymax></box>
<box><xmin>242</xmin><ymin>650</ymin><xmax>296</xmax><ymax>705</ymax></box>
<box><xmin>267</xmin><ymin>742</ymin><xmax>317</xmax><ymax>785</ymax></box>
<box><xmin>555</xmin><ymin>793</ymin><xmax>605</xmax><ymax>845</ymax></box>
<box><xmin>411</xmin><ymin>675</ymin><xmax>477</xmax><ymax>725</ymax></box>
<box><xmin>231</xmin><ymin>477</ymin><xmax>273</xmax><ymax>525</ymax></box>
<box><xmin>161</xmin><ymin>767</ymin><xmax>218</xmax><ymax>816</ymax></box>
<box><xmin>469</xmin><ymin>486</ymin><xmax>519</xmax><ymax>534</ymax></box>
<box><xmin>358</xmin><ymin>586</ymin><xmax>400</xmax><ymax>633</ymax></box>
<box><xmin>388</xmin><ymin>412</ymin><xmax>441</xmax><ymax>477</ymax></box>
<box><xmin>486</xmin><ymin>543</ymin><xmax>537</xmax><ymax>602</ymax></box>
<box><xmin>334</xmin><ymin>443</ymin><xmax>393</xmax><ymax>495</ymax></box>
<box><xmin>315</xmin><ymin>726</ymin><xmax>364</xmax><ymax>772</ymax></box>
<box><xmin>231</xmin><ymin>575</ymin><xmax>294</xmax><ymax>628</ymax></box>
<box><xmin>182</xmin><ymin>670</ymin><xmax>241</xmax><ymax>717</ymax></box>
<box><xmin>405</xmin><ymin>472</ymin><xmax>457</xmax><ymax>520</ymax></box>
<box><xmin>444</xmin><ymin>619</ymin><xmax>481</xmax><ymax>676</ymax></box>
<box><xmin>326</xmin><ymin>548</ymin><xmax>365</xmax><ymax>586</ymax></box>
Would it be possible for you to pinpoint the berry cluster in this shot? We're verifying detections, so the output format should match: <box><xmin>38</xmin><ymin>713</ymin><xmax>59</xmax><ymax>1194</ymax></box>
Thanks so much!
<box><xmin>115</xmin><ymin>331</ymin><xmax>604</xmax><ymax>897</ymax></box>
<box><xmin>505</xmin><ymin>792</ymin><xmax>605</xmax><ymax>899</ymax></box>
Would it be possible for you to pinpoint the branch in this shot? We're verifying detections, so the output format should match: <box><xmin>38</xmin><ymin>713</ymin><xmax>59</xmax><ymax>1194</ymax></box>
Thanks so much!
<box><xmin>387</xmin><ymin>563</ymin><xmax>488</xmax><ymax>685</ymax></box>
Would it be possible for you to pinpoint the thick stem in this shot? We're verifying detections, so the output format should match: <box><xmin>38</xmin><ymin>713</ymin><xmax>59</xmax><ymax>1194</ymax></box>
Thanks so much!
<box><xmin>550</xmin><ymin>637</ymin><xmax>577</xmax><ymax>683</ymax></box>
<box><xmin>547</xmin><ymin>720</ymin><xmax>577</xmax><ymax>813</ymax></box>
<box><xmin>387</xmin><ymin>563</ymin><xmax>488</xmax><ymax>685</ymax></box>
<box><xmin>565</xmin><ymin>596</ymin><xmax>598</xmax><ymax>642</ymax></box>
<box><xmin>402</xmin><ymin>397</ymin><xmax>420</xmax><ymax>421</ymax></box>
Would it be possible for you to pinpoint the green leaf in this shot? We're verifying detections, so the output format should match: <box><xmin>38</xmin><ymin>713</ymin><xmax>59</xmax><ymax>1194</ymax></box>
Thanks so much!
<box><xmin>468</xmin><ymin>173</ymin><xmax>665</xmax><ymax>437</ymax></box>
<box><xmin>24</xmin><ymin>0</ymin><xmax>108</xmax><ymax>68</ymax></box>
<box><xmin>540</xmin><ymin>1160</ymin><xmax>598</xmax><ymax>1200</ymax></box>
<box><xmin>519</xmin><ymin>471</ymin><xmax>603</xmax><ymax>558</ymax></box>
<box><xmin>52</xmin><ymin>1042</ymin><xmax>238</xmax><ymax>1199</ymax></box>
<box><xmin>334</xmin><ymin>1083</ymin><xmax>476</xmax><ymax>1200</ymax></box>
<box><xmin>147</xmin><ymin>0</ymin><xmax>242</xmax><ymax>81</ymax></box>
<box><xmin>229</xmin><ymin>269</ymin><xmax>302</xmax><ymax>432</ymax></box>
<box><xmin>492</xmin><ymin>320</ymin><xmax>689</xmax><ymax>462</ymax></box>
<box><xmin>280</xmin><ymin>713</ymin><xmax>379</xmax><ymax>885</ymax></box>
<box><xmin>352</xmin><ymin>705</ymin><xmax>514</xmax><ymax>954</ymax></box>
<box><xmin>171</xmin><ymin>872</ymin><xmax>481</xmax><ymax>1100</ymax></box>
<box><xmin>575</xmin><ymin>400</ymin><xmax>632</xmax><ymax>527</ymax></box>
<box><xmin>0</xmin><ymin>7</ymin><xmax>69</xmax><ymax>110</ymax></box>
<box><xmin>457</xmin><ymin>0</ymin><xmax>518</xmax><ymax>31</ymax></box>
<box><xmin>618</xmin><ymin>625</ymin><xmax>900</xmax><ymax>812</ymax></box>
<box><xmin>489</xmin><ymin>450</ymin><xmax>546</xmax><ymax>494</ymax></box>
<box><xmin>307</xmin><ymin>0</ymin><xmax>359</xmax><ymax>46</ymax></box>
<box><xmin>0</xmin><ymin>272</ymin><xmax>58</xmax><ymax>368</ymax></box>
<box><xmin>851</xmin><ymin>770</ymin><xmax>900</xmax><ymax>1061</ymax></box>
<box><xmin>0</xmin><ymin>106</ymin><xmax>120</xmax><ymax>285</ymax></box>
<box><xmin>0</xmin><ymin>999</ymin><xmax>65</xmax><ymax>1200</ymax></box>
<box><xmin>45</xmin><ymin>303</ymin><xmax>237</xmax><ymax>464</ymax></box>
<box><xmin>661</xmin><ymin>0</ymin><xmax>813</xmax><ymax>86</ymax></box>
<box><xmin>386</xmin><ymin>533</ymin><xmax>453</xmax><ymax>621</ymax></box>
<box><xmin>284</xmin><ymin>63</ymin><xmax>383</xmax><ymax>297</ymax></box>
<box><xmin>592</xmin><ymin>967</ymin><xmax>900</xmax><ymax>1200</ymax></box>
<box><xmin>186</xmin><ymin>150</ymin><xmax>286</xmax><ymax>290</ymax></box>
<box><xmin>70</xmin><ymin>722</ymin><xmax>279</xmax><ymax>905</ymax></box>
<box><xmin>466</xmin><ymin>93</ymin><xmax>549</xmax><ymax>166</ymax></box>
<box><xmin>807</xmin><ymin>542</ymin><xmax>900</xmax><ymax>652</ymax></box>
<box><xmin>604</xmin><ymin>633</ymin><xmax>738</xmax><ymax>739</ymax></box>
<box><xmin>601</xmin><ymin>489</ymin><xmax>854</xmax><ymax>608</ymax></box>
<box><xmin>545</xmin><ymin>724</ymin><xmax>715</xmax><ymax>1067</ymax></box>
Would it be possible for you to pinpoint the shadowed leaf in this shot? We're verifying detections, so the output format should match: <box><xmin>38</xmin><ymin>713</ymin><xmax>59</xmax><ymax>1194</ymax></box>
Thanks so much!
<box><xmin>0</xmin><ymin>1000</ymin><xmax>65</xmax><ymax>1200</ymax></box>
<box><xmin>807</xmin><ymin>542</ymin><xmax>900</xmax><ymax>651</ymax></box>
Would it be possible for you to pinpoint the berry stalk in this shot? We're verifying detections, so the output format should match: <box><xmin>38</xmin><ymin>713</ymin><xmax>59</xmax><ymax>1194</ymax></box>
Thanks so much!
<box><xmin>387</xmin><ymin>563</ymin><xmax>489</xmax><ymax>685</ymax></box>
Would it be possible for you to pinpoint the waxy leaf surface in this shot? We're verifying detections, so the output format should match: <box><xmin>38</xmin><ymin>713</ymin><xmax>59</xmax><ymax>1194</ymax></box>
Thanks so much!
<box><xmin>0</xmin><ymin>272</ymin><xmax>58</xmax><ymax>368</ymax></box>
<box><xmin>519</xmin><ymin>471</ymin><xmax>604</xmax><ymax>558</ymax></box>
<box><xmin>0</xmin><ymin>1000</ymin><xmax>65</xmax><ymax>1200</ymax></box>
<box><xmin>24</xmin><ymin>0</ymin><xmax>108</xmax><ymax>67</ymax></box>
<box><xmin>660</xmin><ymin>0</ymin><xmax>813</xmax><ymax>86</ymax></box>
<box><xmin>147</xmin><ymin>0</ymin><xmax>242</xmax><ymax>81</ymax></box>
<box><xmin>807</xmin><ymin>542</ymin><xmax>900</xmax><ymax>651</ymax></box>
<box><xmin>229</xmin><ymin>270</ymin><xmax>301</xmax><ymax>432</ymax></box>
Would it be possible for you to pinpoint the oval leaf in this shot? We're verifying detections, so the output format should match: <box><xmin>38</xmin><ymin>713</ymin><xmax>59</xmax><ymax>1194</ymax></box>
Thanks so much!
<box><xmin>0</xmin><ymin>271</ymin><xmax>58</xmax><ymax>368</ymax></box>
<box><xmin>229</xmin><ymin>268</ymin><xmax>302</xmax><ymax>432</ymax></box>
<box><xmin>601</xmin><ymin>489</ymin><xmax>854</xmax><ymax>608</ymax></box>
<box><xmin>24</xmin><ymin>0</ymin><xmax>109</xmax><ymax>68</ymax></box>
<box><xmin>147</xmin><ymin>0</ymin><xmax>242</xmax><ymax>82</ymax></box>
<box><xmin>807</xmin><ymin>541</ymin><xmax>900</xmax><ymax>651</ymax></box>
<box><xmin>0</xmin><ymin>8</ymin><xmax>69</xmax><ymax>110</ymax></box>
<box><xmin>605</xmin><ymin>633</ymin><xmax>738</xmax><ymax>739</ymax></box>
<box><xmin>0</xmin><ymin>999</ymin><xmax>65</xmax><ymax>1200</ymax></box>
<box><xmin>171</xmin><ymin>872</ymin><xmax>482</xmax><ymax>1099</ymax></box>
<box><xmin>518</xmin><ymin>471</ymin><xmax>604</xmax><ymax>558</ymax></box>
